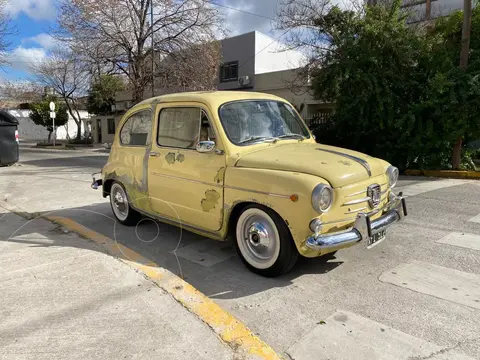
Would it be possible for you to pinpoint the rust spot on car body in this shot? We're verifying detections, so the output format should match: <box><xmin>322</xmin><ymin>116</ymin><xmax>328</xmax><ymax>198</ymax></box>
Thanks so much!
<box><xmin>201</xmin><ymin>189</ymin><xmax>221</xmax><ymax>212</ymax></box>
<box><xmin>176</xmin><ymin>153</ymin><xmax>185</xmax><ymax>163</ymax></box>
<box><xmin>165</xmin><ymin>152</ymin><xmax>176</xmax><ymax>164</ymax></box>
<box><xmin>338</xmin><ymin>160</ymin><xmax>351</xmax><ymax>166</ymax></box>
<box><xmin>214</xmin><ymin>167</ymin><xmax>225</xmax><ymax>184</ymax></box>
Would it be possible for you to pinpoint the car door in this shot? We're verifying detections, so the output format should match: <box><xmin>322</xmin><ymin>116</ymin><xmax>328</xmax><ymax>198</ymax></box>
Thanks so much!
<box><xmin>115</xmin><ymin>107</ymin><xmax>153</xmax><ymax>211</ymax></box>
<box><xmin>147</xmin><ymin>102</ymin><xmax>226</xmax><ymax>232</ymax></box>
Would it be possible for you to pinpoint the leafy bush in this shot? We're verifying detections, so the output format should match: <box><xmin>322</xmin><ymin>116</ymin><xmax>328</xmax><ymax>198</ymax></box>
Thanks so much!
<box><xmin>307</xmin><ymin>2</ymin><xmax>480</xmax><ymax>170</ymax></box>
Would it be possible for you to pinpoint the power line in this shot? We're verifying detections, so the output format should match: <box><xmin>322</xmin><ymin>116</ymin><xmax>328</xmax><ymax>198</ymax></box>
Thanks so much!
<box><xmin>208</xmin><ymin>1</ymin><xmax>276</xmax><ymax>21</ymax></box>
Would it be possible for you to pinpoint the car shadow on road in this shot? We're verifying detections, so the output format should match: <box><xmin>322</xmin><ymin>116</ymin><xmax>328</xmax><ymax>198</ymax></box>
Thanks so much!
<box><xmin>1</xmin><ymin>201</ymin><xmax>344</xmax><ymax>301</ymax></box>
<box><xmin>19</xmin><ymin>156</ymin><xmax>108</xmax><ymax>169</ymax></box>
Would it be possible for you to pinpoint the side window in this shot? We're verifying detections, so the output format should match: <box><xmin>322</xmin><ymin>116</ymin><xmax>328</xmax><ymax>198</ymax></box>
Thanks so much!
<box><xmin>157</xmin><ymin>107</ymin><xmax>201</xmax><ymax>149</ymax></box>
<box><xmin>120</xmin><ymin>110</ymin><xmax>152</xmax><ymax>146</ymax></box>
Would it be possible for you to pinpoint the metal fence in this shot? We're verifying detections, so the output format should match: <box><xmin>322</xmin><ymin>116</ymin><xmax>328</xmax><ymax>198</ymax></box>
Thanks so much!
<box><xmin>304</xmin><ymin>112</ymin><xmax>333</xmax><ymax>128</ymax></box>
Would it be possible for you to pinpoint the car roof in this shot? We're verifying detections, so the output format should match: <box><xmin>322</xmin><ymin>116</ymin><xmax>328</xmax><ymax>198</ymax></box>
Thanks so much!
<box><xmin>136</xmin><ymin>91</ymin><xmax>288</xmax><ymax>108</ymax></box>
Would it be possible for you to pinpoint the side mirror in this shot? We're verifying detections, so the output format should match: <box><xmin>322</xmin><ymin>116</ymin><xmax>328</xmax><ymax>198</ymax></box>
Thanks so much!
<box><xmin>196</xmin><ymin>141</ymin><xmax>215</xmax><ymax>153</ymax></box>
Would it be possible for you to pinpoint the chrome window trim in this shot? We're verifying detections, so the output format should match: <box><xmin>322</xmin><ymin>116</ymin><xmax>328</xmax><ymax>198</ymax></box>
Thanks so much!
<box><xmin>224</xmin><ymin>185</ymin><xmax>291</xmax><ymax>199</ymax></box>
<box><xmin>151</xmin><ymin>172</ymin><xmax>222</xmax><ymax>188</ymax></box>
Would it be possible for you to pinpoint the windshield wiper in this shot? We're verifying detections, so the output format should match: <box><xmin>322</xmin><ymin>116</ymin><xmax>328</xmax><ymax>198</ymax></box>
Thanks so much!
<box><xmin>238</xmin><ymin>136</ymin><xmax>279</xmax><ymax>145</ymax></box>
<box><xmin>278</xmin><ymin>134</ymin><xmax>306</xmax><ymax>141</ymax></box>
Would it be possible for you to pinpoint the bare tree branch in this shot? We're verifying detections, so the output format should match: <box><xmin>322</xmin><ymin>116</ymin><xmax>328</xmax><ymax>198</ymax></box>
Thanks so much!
<box><xmin>30</xmin><ymin>50</ymin><xmax>90</xmax><ymax>139</ymax></box>
<box><xmin>56</xmin><ymin>0</ymin><xmax>225</xmax><ymax>103</ymax></box>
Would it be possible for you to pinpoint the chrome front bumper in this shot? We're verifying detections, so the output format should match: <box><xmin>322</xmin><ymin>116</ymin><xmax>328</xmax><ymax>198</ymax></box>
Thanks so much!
<box><xmin>306</xmin><ymin>193</ymin><xmax>407</xmax><ymax>251</ymax></box>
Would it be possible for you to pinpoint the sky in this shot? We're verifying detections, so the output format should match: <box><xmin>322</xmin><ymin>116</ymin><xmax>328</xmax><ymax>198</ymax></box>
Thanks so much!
<box><xmin>1</xmin><ymin>0</ymin><xmax>284</xmax><ymax>82</ymax></box>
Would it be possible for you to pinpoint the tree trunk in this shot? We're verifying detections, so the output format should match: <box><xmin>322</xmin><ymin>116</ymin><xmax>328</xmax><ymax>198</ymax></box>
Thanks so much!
<box><xmin>452</xmin><ymin>136</ymin><xmax>463</xmax><ymax>170</ymax></box>
<box><xmin>64</xmin><ymin>97</ymin><xmax>82</xmax><ymax>140</ymax></box>
<box><xmin>47</xmin><ymin>131</ymin><xmax>52</xmax><ymax>144</ymax></box>
<box><xmin>452</xmin><ymin>0</ymin><xmax>472</xmax><ymax>169</ymax></box>
<box><xmin>132</xmin><ymin>81</ymin><xmax>144</xmax><ymax>104</ymax></box>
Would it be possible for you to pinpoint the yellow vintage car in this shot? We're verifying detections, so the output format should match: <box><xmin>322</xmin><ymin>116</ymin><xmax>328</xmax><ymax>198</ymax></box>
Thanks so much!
<box><xmin>92</xmin><ymin>91</ymin><xmax>407</xmax><ymax>277</ymax></box>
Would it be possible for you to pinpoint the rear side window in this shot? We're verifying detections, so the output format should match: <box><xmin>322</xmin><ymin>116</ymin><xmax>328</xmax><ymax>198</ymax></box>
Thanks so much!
<box><xmin>120</xmin><ymin>110</ymin><xmax>152</xmax><ymax>146</ymax></box>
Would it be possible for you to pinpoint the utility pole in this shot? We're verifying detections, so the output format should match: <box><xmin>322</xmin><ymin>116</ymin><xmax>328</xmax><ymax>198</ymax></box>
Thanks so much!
<box><xmin>452</xmin><ymin>0</ymin><xmax>472</xmax><ymax>169</ymax></box>
<box><xmin>150</xmin><ymin>0</ymin><xmax>155</xmax><ymax>98</ymax></box>
<box><xmin>459</xmin><ymin>0</ymin><xmax>472</xmax><ymax>70</ymax></box>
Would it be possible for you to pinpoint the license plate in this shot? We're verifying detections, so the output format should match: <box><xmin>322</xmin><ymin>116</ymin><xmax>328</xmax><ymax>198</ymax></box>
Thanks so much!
<box><xmin>367</xmin><ymin>230</ymin><xmax>386</xmax><ymax>249</ymax></box>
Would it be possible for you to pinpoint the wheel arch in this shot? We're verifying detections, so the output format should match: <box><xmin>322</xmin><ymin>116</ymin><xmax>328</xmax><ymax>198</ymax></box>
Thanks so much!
<box><xmin>226</xmin><ymin>201</ymin><xmax>291</xmax><ymax>240</ymax></box>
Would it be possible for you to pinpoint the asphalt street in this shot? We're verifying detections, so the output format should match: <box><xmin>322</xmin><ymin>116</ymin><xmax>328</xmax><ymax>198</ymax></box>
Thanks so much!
<box><xmin>1</xmin><ymin>146</ymin><xmax>479</xmax><ymax>359</ymax></box>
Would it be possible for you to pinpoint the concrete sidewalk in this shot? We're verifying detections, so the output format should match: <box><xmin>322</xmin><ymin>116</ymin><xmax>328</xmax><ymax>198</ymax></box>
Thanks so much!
<box><xmin>0</xmin><ymin>210</ymin><xmax>235</xmax><ymax>360</ymax></box>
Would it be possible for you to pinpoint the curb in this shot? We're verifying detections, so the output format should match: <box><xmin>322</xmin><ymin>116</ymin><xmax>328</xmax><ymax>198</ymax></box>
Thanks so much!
<box><xmin>0</xmin><ymin>201</ymin><xmax>281</xmax><ymax>360</ymax></box>
<box><xmin>405</xmin><ymin>169</ymin><xmax>480</xmax><ymax>180</ymax></box>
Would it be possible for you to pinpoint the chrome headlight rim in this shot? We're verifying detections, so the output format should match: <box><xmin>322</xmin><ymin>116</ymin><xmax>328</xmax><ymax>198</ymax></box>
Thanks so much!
<box><xmin>386</xmin><ymin>166</ymin><xmax>399</xmax><ymax>188</ymax></box>
<box><xmin>312</xmin><ymin>184</ymin><xmax>334</xmax><ymax>213</ymax></box>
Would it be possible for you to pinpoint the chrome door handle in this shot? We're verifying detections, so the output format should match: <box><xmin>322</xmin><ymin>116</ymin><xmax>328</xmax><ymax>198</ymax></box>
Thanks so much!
<box><xmin>149</xmin><ymin>152</ymin><xmax>160</xmax><ymax>157</ymax></box>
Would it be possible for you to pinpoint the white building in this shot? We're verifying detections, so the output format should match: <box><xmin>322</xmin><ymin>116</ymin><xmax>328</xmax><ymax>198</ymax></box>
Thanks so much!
<box><xmin>7</xmin><ymin>109</ymin><xmax>90</xmax><ymax>142</ymax></box>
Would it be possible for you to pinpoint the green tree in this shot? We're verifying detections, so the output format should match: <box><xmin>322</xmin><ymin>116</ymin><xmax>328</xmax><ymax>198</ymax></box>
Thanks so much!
<box><xmin>29</xmin><ymin>97</ymin><xmax>69</xmax><ymax>144</ymax></box>
<box><xmin>278</xmin><ymin>0</ymin><xmax>480</xmax><ymax>170</ymax></box>
<box><xmin>308</xmin><ymin>3</ymin><xmax>434</xmax><ymax>169</ymax></box>
<box><xmin>427</xmin><ymin>5</ymin><xmax>480</xmax><ymax>169</ymax></box>
<box><xmin>87</xmin><ymin>75</ymin><xmax>125</xmax><ymax>115</ymax></box>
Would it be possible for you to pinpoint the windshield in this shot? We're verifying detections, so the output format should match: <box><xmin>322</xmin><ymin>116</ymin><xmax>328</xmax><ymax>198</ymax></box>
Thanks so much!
<box><xmin>218</xmin><ymin>100</ymin><xmax>311</xmax><ymax>145</ymax></box>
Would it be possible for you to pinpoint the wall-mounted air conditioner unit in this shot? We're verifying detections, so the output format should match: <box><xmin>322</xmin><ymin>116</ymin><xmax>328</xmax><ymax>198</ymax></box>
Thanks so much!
<box><xmin>238</xmin><ymin>76</ymin><xmax>251</xmax><ymax>87</ymax></box>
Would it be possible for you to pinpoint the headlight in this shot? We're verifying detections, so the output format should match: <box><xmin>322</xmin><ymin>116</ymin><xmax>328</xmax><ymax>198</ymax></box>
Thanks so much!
<box><xmin>312</xmin><ymin>184</ymin><xmax>333</xmax><ymax>213</ymax></box>
<box><xmin>386</xmin><ymin>166</ymin><xmax>399</xmax><ymax>188</ymax></box>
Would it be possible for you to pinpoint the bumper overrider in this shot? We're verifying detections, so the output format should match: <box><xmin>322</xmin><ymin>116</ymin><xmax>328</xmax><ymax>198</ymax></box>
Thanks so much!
<box><xmin>91</xmin><ymin>172</ymin><xmax>103</xmax><ymax>190</ymax></box>
<box><xmin>306</xmin><ymin>192</ymin><xmax>407</xmax><ymax>251</ymax></box>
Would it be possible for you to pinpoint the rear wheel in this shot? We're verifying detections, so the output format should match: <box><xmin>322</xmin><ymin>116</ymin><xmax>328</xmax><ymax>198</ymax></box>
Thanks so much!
<box><xmin>235</xmin><ymin>205</ymin><xmax>298</xmax><ymax>277</ymax></box>
<box><xmin>109</xmin><ymin>182</ymin><xmax>141</xmax><ymax>226</ymax></box>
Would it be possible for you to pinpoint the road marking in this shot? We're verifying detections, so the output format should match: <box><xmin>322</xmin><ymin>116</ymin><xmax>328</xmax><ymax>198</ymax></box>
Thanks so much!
<box><xmin>380</xmin><ymin>262</ymin><xmax>480</xmax><ymax>310</ymax></box>
<box><xmin>287</xmin><ymin>310</ymin><xmax>474</xmax><ymax>360</ymax></box>
<box><xmin>172</xmin><ymin>239</ymin><xmax>235</xmax><ymax>267</ymax></box>
<box><xmin>469</xmin><ymin>214</ymin><xmax>480</xmax><ymax>224</ymax></box>
<box><xmin>45</xmin><ymin>215</ymin><xmax>280</xmax><ymax>360</ymax></box>
<box><xmin>397</xmin><ymin>179</ymin><xmax>468</xmax><ymax>197</ymax></box>
<box><xmin>437</xmin><ymin>232</ymin><xmax>480</xmax><ymax>251</ymax></box>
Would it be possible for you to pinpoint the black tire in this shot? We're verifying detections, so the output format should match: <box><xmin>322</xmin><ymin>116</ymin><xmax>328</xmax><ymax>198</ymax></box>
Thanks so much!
<box><xmin>234</xmin><ymin>204</ymin><xmax>298</xmax><ymax>277</ymax></box>
<box><xmin>109</xmin><ymin>181</ymin><xmax>141</xmax><ymax>226</ymax></box>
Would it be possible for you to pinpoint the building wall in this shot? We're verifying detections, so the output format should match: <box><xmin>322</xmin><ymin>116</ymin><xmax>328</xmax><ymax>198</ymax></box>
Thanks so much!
<box><xmin>217</xmin><ymin>32</ymin><xmax>256</xmax><ymax>91</ymax></box>
<box><xmin>254</xmin><ymin>32</ymin><xmax>306</xmax><ymax>75</ymax></box>
<box><xmin>254</xmin><ymin>69</ymin><xmax>333</xmax><ymax>119</ymax></box>
<box><xmin>7</xmin><ymin>109</ymin><xmax>89</xmax><ymax>142</ymax></box>
<box><xmin>369</xmin><ymin>0</ymin><xmax>472</xmax><ymax>24</ymax></box>
<box><xmin>91</xmin><ymin>114</ymin><xmax>123</xmax><ymax>144</ymax></box>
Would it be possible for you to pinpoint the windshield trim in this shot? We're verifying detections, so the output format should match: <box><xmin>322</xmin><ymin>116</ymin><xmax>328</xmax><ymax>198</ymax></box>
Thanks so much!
<box><xmin>217</xmin><ymin>99</ymin><xmax>311</xmax><ymax>147</ymax></box>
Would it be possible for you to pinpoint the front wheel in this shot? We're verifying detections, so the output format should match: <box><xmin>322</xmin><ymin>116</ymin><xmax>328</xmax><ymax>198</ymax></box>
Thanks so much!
<box><xmin>235</xmin><ymin>205</ymin><xmax>298</xmax><ymax>277</ymax></box>
<box><xmin>109</xmin><ymin>182</ymin><xmax>141</xmax><ymax>226</ymax></box>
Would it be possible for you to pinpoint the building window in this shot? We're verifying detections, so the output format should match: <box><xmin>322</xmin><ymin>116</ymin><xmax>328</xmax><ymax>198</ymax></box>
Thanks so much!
<box><xmin>107</xmin><ymin>118</ymin><xmax>115</xmax><ymax>134</ymax></box>
<box><xmin>220</xmin><ymin>61</ymin><xmax>239</xmax><ymax>82</ymax></box>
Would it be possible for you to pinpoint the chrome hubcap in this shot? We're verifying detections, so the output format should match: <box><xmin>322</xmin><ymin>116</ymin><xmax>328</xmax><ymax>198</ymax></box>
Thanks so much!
<box><xmin>242</xmin><ymin>216</ymin><xmax>277</xmax><ymax>261</ymax></box>
<box><xmin>111</xmin><ymin>185</ymin><xmax>128</xmax><ymax>219</ymax></box>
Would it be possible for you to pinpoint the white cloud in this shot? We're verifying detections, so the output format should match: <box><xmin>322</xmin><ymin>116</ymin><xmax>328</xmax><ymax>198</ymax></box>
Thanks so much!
<box><xmin>219</xmin><ymin>0</ymin><xmax>357</xmax><ymax>38</ymax></box>
<box><xmin>22</xmin><ymin>33</ymin><xmax>59</xmax><ymax>50</ymax></box>
<box><xmin>5</xmin><ymin>0</ymin><xmax>57</xmax><ymax>21</ymax></box>
<box><xmin>220</xmin><ymin>0</ymin><xmax>279</xmax><ymax>37</ymax></box>
<box><xmin>5</xmin><ymin>46</ymin><xmax>47</xmax><ymax>72</ymax></box>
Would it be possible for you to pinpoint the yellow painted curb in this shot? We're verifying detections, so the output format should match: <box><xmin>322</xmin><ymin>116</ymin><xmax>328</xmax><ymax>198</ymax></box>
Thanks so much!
<box><xmin>46</xmin><ymin>215</ymin><xmax>281</xmax><ymax>360</ymax></box>
<box><xmin>405</xmin><ymin>169</ymin><xmax>480</xmax><ymax>180</ymax></box>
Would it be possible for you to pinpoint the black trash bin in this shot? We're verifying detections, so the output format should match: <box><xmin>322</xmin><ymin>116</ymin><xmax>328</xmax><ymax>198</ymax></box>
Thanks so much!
<box><xmin>0</xmin><ymin>110</ymin><xmax>19</xmax><ymax>167</ymax></box>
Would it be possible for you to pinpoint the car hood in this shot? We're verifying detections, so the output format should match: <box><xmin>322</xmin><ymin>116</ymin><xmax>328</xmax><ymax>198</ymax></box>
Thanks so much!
<box><xmin>234</xmin><ymin>142</ymin><xmax>386</xmax><ymax>188</ymax></box>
